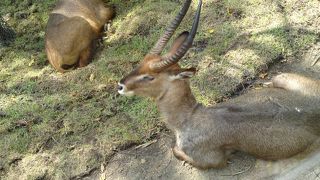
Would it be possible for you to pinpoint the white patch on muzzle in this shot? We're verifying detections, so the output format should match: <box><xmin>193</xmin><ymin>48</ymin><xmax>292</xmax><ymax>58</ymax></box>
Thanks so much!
<box><xmin>118</xmin><ymin>83</ymin><xmax>134</xmax><ymax>96</ymax></box>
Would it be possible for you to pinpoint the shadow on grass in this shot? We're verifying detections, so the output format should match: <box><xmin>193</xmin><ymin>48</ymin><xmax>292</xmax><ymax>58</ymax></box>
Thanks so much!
<box><xmin>187</xmin><ymin>0</ymin><xmax>319</xmax><ymax>104</ymax></box>
<box><xmin>1</xmin><ymin>0</ymin><xmax>320</xmax><ymax>178</ymax></box>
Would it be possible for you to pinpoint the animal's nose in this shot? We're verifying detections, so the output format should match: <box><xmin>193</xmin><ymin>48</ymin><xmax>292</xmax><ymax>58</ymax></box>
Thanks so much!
<box><xmin>117</xmin><ymin>84</ymin><xmax>124</xmax><ymax>91</ymax></box>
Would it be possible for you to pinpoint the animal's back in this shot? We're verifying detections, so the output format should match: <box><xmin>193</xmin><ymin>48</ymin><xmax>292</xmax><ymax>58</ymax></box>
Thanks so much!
<box><xmin>52</xmin><ymin>0</ymin><xmax>112</xmax><ymax>31</ymax></box>
<box><xmin>45</xmin><ymin>14</ymin><xmax>94</xmax><ymax>71</ymax></box>
<box><xmin>217</xmin><ymin>88</ymin><xmax>320</xmax><ymax>159</ymax></box>
<box><xmin>45</xmin><ymin>0</ymin><xmax>114</xmax><ymax>72</ymax></box>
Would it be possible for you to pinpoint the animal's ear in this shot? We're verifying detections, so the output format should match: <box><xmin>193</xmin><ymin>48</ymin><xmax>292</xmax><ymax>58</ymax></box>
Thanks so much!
<box><xmin>168</xmin><ymin>31</ymin><xmax>189</xmax><ymax>55</ymax></box>
<box><xmin>169</xmin><ymin>67</ymin><xmax>196</xmax><ymax>80</ymax></box>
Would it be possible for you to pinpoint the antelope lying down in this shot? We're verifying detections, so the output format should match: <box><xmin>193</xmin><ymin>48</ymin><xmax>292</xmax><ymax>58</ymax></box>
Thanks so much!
<box><xmin>118</xmin><ymin>0</ymin><xmax>320</xmax><ymax>169</ymax></box>
<box><xmin>45</xmin><ymin>0</ymin><xmax>114</xmax><ymax>72</ymax></box>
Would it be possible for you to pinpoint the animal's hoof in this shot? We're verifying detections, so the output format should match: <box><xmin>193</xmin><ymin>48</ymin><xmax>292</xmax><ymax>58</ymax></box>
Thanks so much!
<box><xmin>263</xmin><ymin>81</ymin><xmax>273</xmax><ymax>87</ymax></box>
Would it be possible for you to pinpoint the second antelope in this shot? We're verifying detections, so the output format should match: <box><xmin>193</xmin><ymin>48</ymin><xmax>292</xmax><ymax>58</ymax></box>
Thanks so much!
<box><xmin>45</xmin><ymin>0</ymin><xmax>114</xmax><ymax>72</ymax></box>
<box><xmin>118</xmin><ymin>0</ymin><xmax>320</xmax><ymax>169</ymax></box>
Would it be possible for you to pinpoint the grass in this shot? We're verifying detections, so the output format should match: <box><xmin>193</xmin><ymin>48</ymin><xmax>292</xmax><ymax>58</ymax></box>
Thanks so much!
<box><xmin>0</xmin><ymin>0</ymin><xmax>319</xmax><ymax>178</ymax></box>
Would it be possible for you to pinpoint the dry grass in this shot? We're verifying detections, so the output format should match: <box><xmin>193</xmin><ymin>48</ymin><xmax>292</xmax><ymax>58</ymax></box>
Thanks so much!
<box><xmin>0</xmin><ymin>0</ymin><xmax>319</xmax><ymax>178</ymax></box>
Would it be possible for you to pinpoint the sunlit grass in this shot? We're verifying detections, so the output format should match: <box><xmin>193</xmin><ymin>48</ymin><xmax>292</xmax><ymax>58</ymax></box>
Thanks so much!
<box><xmin>0</xmin><ymin>0</ymin><xmax>319</xmax><ymax>178</ymax></box>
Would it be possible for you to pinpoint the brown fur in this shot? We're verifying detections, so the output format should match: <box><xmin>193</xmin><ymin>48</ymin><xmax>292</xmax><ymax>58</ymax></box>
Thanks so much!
<box><xmin>118</xmin><ymin>33</ymin><xmax>320</xmax><ymax>169</ymax></box>
<box><xmin>45</xmin><ymin>0</ymin><xmax>114</xmax><ymax>72</ymax></box>
<box><xmin>272</xmin><ymin>73</ymin><xmax>320</xmax><ymax>97</ymax></box>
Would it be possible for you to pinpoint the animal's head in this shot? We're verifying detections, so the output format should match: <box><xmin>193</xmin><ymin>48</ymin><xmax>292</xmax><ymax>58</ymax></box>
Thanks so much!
<box><xmin>118</xmin><ymin>0</ymin><xmax>201</xmax><ymax>98</ymax></box>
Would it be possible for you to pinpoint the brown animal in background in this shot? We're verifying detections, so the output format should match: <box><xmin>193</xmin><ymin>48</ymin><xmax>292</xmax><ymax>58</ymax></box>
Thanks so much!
<box><xmin>45</xmin><ymin>0</ymin><xmax>114</xmax><ymax>72</ymax></box>
<box><xmin>117</xmin><ymin>0</ymin><xmax>320</xmax><ymax>169</ymax></box>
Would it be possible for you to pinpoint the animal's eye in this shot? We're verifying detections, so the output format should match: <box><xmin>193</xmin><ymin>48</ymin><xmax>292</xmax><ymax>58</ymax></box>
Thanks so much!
<box><xmin>141</xmin><ymin>75</ymin><xmax>154</xmax><ymax>81</ymax></box>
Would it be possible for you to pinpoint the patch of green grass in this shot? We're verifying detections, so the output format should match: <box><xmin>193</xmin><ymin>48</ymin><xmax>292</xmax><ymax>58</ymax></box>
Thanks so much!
<box><xmin>1</xmin><ymin>0</ymin><xmax>320</xmax><ymax>178</ymax></box>
<box><xmin>206</xmin><ymin>22</ymin><xmax>238</xmax><ymax>56</ymax></box>
<box><xmin>1</xmin><ymin>128</ymin><xmax>31</xmax><ymax>153</ymax></box>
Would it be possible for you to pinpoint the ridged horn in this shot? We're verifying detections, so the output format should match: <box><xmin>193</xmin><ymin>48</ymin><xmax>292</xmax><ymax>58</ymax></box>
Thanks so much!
<box><xmin>149</xmin><ymin>0</ymin><xmax>192</xmax><ymax>55</ymax></box>
<box><xmin>150</xmin><ymin>0</ymin><xmax>202</xmax><ymax>70</ymax></box>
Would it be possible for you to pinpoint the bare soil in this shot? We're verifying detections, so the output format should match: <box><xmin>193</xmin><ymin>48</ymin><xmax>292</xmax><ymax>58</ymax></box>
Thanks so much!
<box><xmin>1</xmin><ymin>0</ymin><xmax>320</xmax><ymax>179</ymax></box>
<box><xmin>93</xmin><ymin>134</ymin><xmax>320</xmax><ymax>180</ymax></box>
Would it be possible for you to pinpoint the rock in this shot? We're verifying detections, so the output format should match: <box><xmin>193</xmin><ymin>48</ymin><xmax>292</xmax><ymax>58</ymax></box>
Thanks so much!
<box><xmin>3</xmin><ymin>13</ymin><xmax>11</xmax><ymax>21</ymax></box>
<box><xmin>141</xmin><ymin>159</ymin><xmax>146</xmax><ymax>164</ymax></box>
<box><xmin>0</xmin><ymin>111</ymin><xmax>6</xmax><ymax>118</ymax></box>
<box><xmin>14</xmin><ymin>12</ymin><xmax>28</xmax><ymax>19</ymax></box>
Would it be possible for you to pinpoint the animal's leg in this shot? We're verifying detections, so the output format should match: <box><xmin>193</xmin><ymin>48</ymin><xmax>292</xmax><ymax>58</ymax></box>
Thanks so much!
<box><xmin>272</xmin><ymin>73</ymin><xmax>320</xmax><ymax>96</ymax></box>
<box><xmin>78</xmin><ymin>46</ymin><xmax>91</xmax><ymax>67</ymax></box>
<box><xmin>272</xmin><ymin>73</ymin><xmax>297</xmax><ymax>90</ymax></box>
<box><xmin>172</xmin><ymin>146</ymin><xmax>227</xmax><ymax>169</ymax></box>
<box><xmin>172</xmin><ymin>146</ymin><xmax>194</xmax><ymax>162</ymax></box>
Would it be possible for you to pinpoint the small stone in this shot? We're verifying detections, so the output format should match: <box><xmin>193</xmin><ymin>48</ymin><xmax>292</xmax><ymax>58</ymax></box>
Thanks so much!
<box><xmin>3</xmin><ymin>13</ymin><xmax>11</xmax><ymax>21</ymax></box>
<box><xmin>100</xmin><ymin>163</ymin><xmax>105</xmax><ymax>172</ymax></box>
<box><xmin>15</xmin><ymin>120</ymin><xmax>28</xmax><ymax>127</ymax></box>
<box><xmin>89</xmin><ymin>73</ymin><xmax>95</xmax><ymax>81</ymax></box>
<box><xmin>141</xmin><ymin>159</ymin><xmax>146</xmax><ymax>164</ymax></box>
<box><xmin>0</xmin><ymin>111</ymin><xmax>6</xmax><ymax>118</ymax></box>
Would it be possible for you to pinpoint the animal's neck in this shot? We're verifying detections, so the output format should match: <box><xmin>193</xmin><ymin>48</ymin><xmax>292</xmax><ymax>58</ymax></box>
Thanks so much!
<box><xmin>156</xmin><ymin>80</ymin><xmax>197</xmax><ymax>130</ymax></box>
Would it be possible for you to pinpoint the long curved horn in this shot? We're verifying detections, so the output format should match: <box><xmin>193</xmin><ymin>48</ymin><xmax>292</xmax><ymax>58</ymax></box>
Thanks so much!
<box><xmin>149</xmin><ymin>0</ymin><xmax>192</xmax><ymax>55</ymax></box>
<box><xmin>150</xmin><ymin>0</ymin><xmax>202</xmax><ymax>70</ymax></box>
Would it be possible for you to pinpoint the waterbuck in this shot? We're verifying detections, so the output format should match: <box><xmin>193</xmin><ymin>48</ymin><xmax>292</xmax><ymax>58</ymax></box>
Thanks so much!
<box><xmin>45</xmin><ymin>0</ymin><xmax>114</xmax><ymax>72</ymax></box>
<box><xmin>117</xmin><ymin>0</ymin><xmax>320</xmax><ymax>169</ymax></box>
